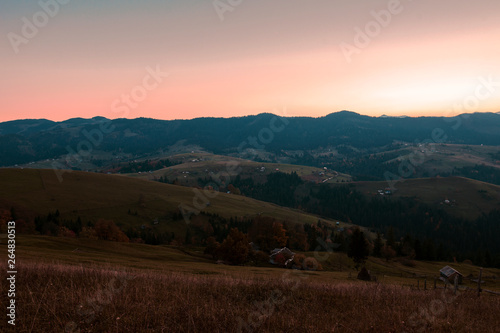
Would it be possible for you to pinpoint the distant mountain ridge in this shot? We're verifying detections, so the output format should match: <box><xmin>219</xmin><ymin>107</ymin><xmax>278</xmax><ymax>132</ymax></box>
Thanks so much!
<box><xmin>0</xmin><ymin>111</ymin><xmax>500</xmax><ymax>167</ymax></box>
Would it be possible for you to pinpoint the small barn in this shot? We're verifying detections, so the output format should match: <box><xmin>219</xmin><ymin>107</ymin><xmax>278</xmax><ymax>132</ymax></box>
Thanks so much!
<box><xmin>440</xmin><ymin>265</ymin><xmax>463</xmax><ymax>284</ymax></box>
<box><xmin>270</xmin><ymin>247</ymin><xmax>295</xmax><ymax>267</ymax></box>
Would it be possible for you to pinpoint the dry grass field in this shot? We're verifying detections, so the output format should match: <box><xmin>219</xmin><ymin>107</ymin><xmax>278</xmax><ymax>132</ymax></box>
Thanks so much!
<box><xmin>2</xmin><ymin>235</ymin><xmax>500</xmax><ymax>332</ymax></box>
<box><xmin>2</xmin><ymin>261</ymin><xmax>500</xmax><ymax>333</ymax></box>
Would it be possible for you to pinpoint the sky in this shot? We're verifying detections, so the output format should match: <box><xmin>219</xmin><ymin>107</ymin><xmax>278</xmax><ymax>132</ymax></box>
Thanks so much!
<box><xmin>1</xmin><ymin>0</ymin><xmax>500</xmax><ymax>122</ymax></box>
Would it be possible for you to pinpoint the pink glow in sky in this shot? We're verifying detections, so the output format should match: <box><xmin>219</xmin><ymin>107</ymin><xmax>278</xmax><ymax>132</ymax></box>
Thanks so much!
<box><xmin>1</xmin><ymin>0</ymin><xmax>499</xmax><ymax>122</ymax></box>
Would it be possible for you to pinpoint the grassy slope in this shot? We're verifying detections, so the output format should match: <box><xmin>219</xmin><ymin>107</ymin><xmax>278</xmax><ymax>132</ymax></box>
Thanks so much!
<box><xmin>126</xmin><ymin>152</ymin><xmax>500</xmax><ymax>220</ymax></box>
<box><xmin>384</xmin><ymin>143</ymin><xmax>500</xmax><ymax>173</ymax></box>
<box><xmin>352</xmin><ymin>176</ymin><xmax>500</xmax><ymax>220</ymax></box>
<box><xmin>0</xmin><ymin>168</ymin><xmax>351</xmax><ymax>232</ymax></box>
<box><xmin>4</xmin><ymin>236</ymin><xmax>500</xmax><ymax>332</ymax></box>
<box><xmin>10</xmin><ymin>235</ymin><xmax>500</xmax><ymax>291</ymax></box>
<box><xmin>124</xmin><ymin>152</ymin><xmax>352</xmax><ymax>184</ymax></box>
<box><xmin>9</xmin><ymin>235</ymin><xmax>500</xmax><ymax>290</ymax></box>
<box><xmin>5</xmin><ymin>257</ymin><xmax>500</xmax><ymax>332</ymax></box>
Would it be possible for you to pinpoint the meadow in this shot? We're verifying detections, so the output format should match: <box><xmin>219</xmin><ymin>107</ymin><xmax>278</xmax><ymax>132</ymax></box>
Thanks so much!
<box><xmin>2</xmin><ymin>235</ymin><xmax>500</xmax><ymax>332</ymax></box>
<box><xmin>352</xmin><ymin>176</ymin><xmax>500</xmax><ymax>220</ymax></box>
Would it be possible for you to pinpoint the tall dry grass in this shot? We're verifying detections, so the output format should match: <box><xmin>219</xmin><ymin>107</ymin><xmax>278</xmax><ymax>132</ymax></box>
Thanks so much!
<box><xmin>1</xmin><ymin>261</ymin><xmax>499</xmax><ymax>332</ymax></box>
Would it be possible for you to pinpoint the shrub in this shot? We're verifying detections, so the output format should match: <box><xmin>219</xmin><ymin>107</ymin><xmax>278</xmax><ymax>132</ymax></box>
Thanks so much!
<box><xmin>59</xmin><ymin>226</ymin><xmax>76</xmax><ymax>238</ymax></box>
<box><xmin>293</xmin><ymin>254</ymin><xmax>306</xmax><ymax>267</ymax></box>
<box><xmin>79</xmin><ymin>226</ymin><xmax>98</xmax><ymax>240</ymax></box>
<box><xmin>303</xmin><ymin>257</ymin><xmax>323</xmax><ymax>271</ymax></box>
<box><xmin>94</xmin><ymin>219</ymin><xmax>129</xmax><ymax>242</ymax></box>
<box><xmin>398</xmin><ymin>257</ymin><xmax>416</xmax><ymax>267</ymax></box>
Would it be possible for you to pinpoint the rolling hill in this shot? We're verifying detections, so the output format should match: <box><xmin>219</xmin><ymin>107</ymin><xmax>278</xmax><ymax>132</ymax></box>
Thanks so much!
<box><xmin>0</xmin><ymin>168</ymin><xmax>352</xmax><ymax>236</ymax></box>
<box><xmin>351</xmin><ymin>176</ymin><xmax>500</xmax><ymax>220</ymax></box>
<box><xmin>122</xmin><ymin>152</ymin><xmax>352</xmax><ymax>185</ymax></box>
<box><xmin>121</xmin><ymin>152</ymin><xmax>500</xmax><ymax>220</ymax></box>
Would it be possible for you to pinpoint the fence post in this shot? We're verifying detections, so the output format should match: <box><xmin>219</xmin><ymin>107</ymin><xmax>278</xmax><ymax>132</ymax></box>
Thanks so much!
<box><xmin>477</xmin><ymin>268</ymin><xmax>483</xmax><ymax>297</ymax></box>
<box><xmin>454</xmin><ymin>275</ymin><xmax>458</xmax><ymax>295</ymax></box>
<box><xmin>424</xmin><ymin>278</ymin><xmax>427</xmax><ymax>291</ymax></box>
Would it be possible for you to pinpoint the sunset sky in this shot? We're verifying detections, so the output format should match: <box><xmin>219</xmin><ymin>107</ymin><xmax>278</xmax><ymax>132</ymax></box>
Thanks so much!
<box><xmin>1</xmin><ymin>0</ymin><xmax>500</xmax><ymax>122</ymax></box>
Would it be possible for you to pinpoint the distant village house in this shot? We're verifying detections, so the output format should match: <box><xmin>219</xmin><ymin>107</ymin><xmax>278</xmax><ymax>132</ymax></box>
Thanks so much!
<box><xmin>439</xmin><ymin>265</ymin><xmax>463</xmax><ymax>284</ymax></box>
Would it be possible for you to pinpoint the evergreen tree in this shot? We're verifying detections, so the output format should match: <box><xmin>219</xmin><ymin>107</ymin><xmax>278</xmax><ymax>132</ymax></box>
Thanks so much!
<box><xmin>10</xmin><ymin>207</ymin><xmax>17</xmax><ymax>220</ymax></box>
<box><xmin>306</xmin><ymin>225</ymin><xmax>319</xmax><ymax>250</ymax></box>
<box><xmin>386</xmin><ymin>226</ymin><xmax>395</xmax><ymax>249</ymax></box>
<box><xmin>373</xmin><ymin>231</ymin><xmax>382</xmax><ymax>257</ymax></box>
<box><xmin>185</xmin><ymin>228</ymin><xmax>192</xmax><ymax>245</ymax></box>
<box><xmin>414</xmin><ymin>239</ymin><xmax>423</xmax><ymax>260</ymax></box>
<box><xmin>348</xmin><ymin>228</ymin><xmax>369</xmax><ymax>270</ymax></box>
<box><xmin>333</xmin><ymin>232</ymin><xmax>346</xmax><ymax>252</ymax></box>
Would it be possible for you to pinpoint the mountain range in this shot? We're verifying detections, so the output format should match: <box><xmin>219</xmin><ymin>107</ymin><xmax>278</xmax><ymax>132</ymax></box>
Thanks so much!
<box><xmin>1</xmin><ymin>111</ymin><xmax>500</xmax><ymax>167</ymax></box>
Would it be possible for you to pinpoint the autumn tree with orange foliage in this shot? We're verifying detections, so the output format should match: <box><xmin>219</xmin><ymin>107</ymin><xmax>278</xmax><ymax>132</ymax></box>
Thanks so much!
<box><xmin>272</xmin><ymin>222</ymin><xmax>288</xmax><ymax>248</ymax></box>
<box><xmin>94</xmin><ymin>219</ymin><xmax>129</xmax><ymax>242</ymax></box>
<box><xmin>0</xmin><ymin>208</ymin><xmax>12</xmax><ymax>233</ymax></box>
<box><xmin>217</xmin><ymin>228</ymin><xmax>251</xmax><ymax>265</ymax></box>
<box><xmin>227</xmin><ymin>184</ymin><xmax>241</xmax><ymax>195</ymax></box>
<box><xmin>248</xmin><ymin>217</ymin><xmax>289</xmax><ymax>252</ymax></box>
<box><xmin>204</xmin><ymin>236</ymin><xmax>219</xmax><ymax>259</ymax></box>
<box><xmin>285</xmin><ymin>223</ymin><xmax>309</xmax><ymax>251</ymax></box>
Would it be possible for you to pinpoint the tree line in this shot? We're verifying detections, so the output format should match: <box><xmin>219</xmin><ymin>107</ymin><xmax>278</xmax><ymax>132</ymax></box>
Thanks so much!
<box><xmin>230</xmin><ymin>172</ymin><xmax>500</xmax><ymax>267</ymax></box>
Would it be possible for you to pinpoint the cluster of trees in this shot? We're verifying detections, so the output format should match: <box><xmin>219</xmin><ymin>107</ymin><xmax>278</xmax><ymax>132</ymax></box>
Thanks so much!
<box><xmin>309</xmin><ymin>184</ymin><xmax>500</xmax><ymax>266</ymax></box>
<box><xmin>0</xmin><ymin>207</ymin><xmax>36</xmax><ymax>234</ymax></box>
<box><xmin>205</xmin><ymin>228</ymin><xmax>251</xmax><ymax>265</ymax></box>
<box><xmin>199</xmin><ymin>214</ymin><xmax>346</xmax><ymax>253</ymax></box>
<box><xmin>115</xmin><ymin>158</ymin><xmax>177</xmax><ymax>174</ymax></box>
<box><xmin>34</xmin><ymin>210</ymin><xmax>81</xmax><ymax>237</ymax></box>
<box><xmin>204</xmin><ymin>227</ymin><xmax>322</xmax><ymax>270</ymax></box>
<box><xmin>202</xmin><ymin>217</ymin><xmax>472</xmax><ymax>270</ymax></box>
<box><xmin>285</xmin><ymin>149</ymin><xmax>404</xmax><ymax>181</ymax></box>
<box><xmin>226</xmin><ymin>171</ymin><xmax>500</xmax><ymax>267</ymax></box>
<box><xmin>443</xmin><ymin>164</ymin><xmax>500</xmax><ymax>186</ymax></box>
<box><xmin>231</xmin><ymin>172</ymin><xmax>304</xmax><ymax>207</ymax></box>
<box><xmin>200</xmin><ymin>213</ymin><xmax>372</xmax><ymax>268</ymax></box>
<box><xmin>33</xmin><ymin>210</ymin><xmax>129</xmax><ymax>242</ymax></box>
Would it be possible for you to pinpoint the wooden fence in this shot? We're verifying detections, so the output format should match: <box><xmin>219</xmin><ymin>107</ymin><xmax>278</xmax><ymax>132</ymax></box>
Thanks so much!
<box><xmin>401</xmin><ymin>268</ymin><xmax>500</xmax><ymax>296</ymax></box>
